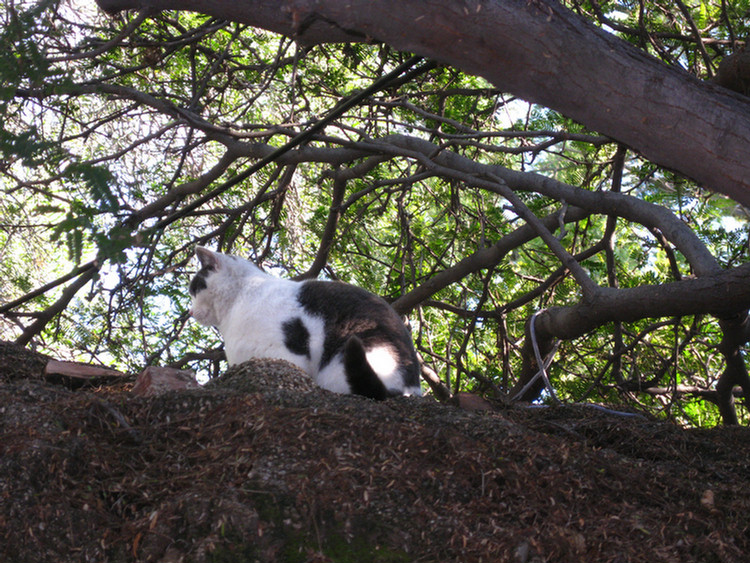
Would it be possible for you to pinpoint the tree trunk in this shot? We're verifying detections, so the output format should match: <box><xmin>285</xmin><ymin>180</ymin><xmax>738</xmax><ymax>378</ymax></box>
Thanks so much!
<box><xmin>716</xmin><ymin>315</ymin><xmax>750</xmax><ymax>425</ymax></box>
<box><xmin>95</xmin><ymin>0</ymin><xmax>750</xmax><ymax>206</ymax></box>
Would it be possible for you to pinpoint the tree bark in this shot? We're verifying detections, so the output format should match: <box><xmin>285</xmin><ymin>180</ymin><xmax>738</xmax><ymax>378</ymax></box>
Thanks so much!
<box><xmin>716</xmin><ymin>314</ymin><xmax>750</xmax><ymax>425</ymax></box>
<box><xmin>94</xmin><ymin>0</ymin><xmax>750</xmax><ymax>206</ymax></box>
<box><xmin>532</xmin><ymin>265</ymin><xmax>750</xmax><ymax>341</ymax></box>
<box><xmin>510</xmin><ymin>268</ymin><xmax>750</xmax><ymax>408</ymax></box>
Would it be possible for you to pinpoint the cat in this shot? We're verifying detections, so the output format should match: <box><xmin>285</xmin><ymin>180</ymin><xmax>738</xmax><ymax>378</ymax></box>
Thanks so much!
<box><xmin>188</xmin><ymin>246</ymin><xmax>422</xmax><ymax>400</ymax></box>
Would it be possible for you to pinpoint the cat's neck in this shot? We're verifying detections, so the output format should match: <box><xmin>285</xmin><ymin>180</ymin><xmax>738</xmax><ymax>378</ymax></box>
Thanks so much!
<box><xmin>213</xmin><ymin>267</ymin><xmax>270</xmax><ymax>322</ymax></box>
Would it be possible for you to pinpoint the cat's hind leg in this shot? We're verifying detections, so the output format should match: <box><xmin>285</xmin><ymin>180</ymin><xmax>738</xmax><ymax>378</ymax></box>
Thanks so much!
<box><xmin>342</xmin><ymin>336</ymin><xmax>394</xmax><ymax>400</ymax></box>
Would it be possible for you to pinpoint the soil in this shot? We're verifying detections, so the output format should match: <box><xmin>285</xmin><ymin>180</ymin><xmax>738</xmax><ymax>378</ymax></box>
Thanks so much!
<box><xmin>1</xmin><ymin>340</ymin><xmax>749</xmax><ymax>562</ymax></box>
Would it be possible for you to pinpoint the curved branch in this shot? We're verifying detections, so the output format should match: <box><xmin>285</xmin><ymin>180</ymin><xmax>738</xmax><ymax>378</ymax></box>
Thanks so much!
<box><xmin>383</xmin><ymin>134</ymin><xmax>720</xmax><ymax>276</ymax></box>
<box><xmin>510</xmin><ymin>265</ymin><xmax>750</xmax><ymax>402</ymax></box>
<box><xmin>534</xmin><ymin>264</ymin><xmax>750</xmax><ymax>341</ymax></box>
<box><xmin>391</xmin><ymin>206</ymin><xmax>590</xmax><ymax>315</ymax></box>
<box><xmin>93</xmin><ymin>0</ymin><xmax>750</xmax><ymax>205</ymax></box>
<box><xmin>716</xmin><ymin>314</ymin><xmax>750</xmax><ymax>425</ymax></box>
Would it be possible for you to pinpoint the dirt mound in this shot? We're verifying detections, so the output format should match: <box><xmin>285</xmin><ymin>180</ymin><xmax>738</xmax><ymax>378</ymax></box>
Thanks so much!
<box><xmin>1</xmin><ymin>342</ymin><xmax>749</xmax><ymax>562</ymax></box>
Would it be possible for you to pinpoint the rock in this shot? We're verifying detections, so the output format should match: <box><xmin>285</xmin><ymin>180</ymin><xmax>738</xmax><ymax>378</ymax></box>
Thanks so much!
<box><xmin>132</xmin><ymin>366</ymin><xmax>199</xmax><ymax>396</ymax></box>
<box><xmin>454</xmin><ymin>391</ymin><xmax>494</xmax><ymax>411</ymax></box>
<box><xmin>44</xmin><ymin>359</ymin><xmax>126</xmax><ymax>388</ymax></box>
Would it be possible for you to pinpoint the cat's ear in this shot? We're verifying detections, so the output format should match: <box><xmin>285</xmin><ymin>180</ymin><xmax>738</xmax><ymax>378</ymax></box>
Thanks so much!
<box><xmin>195</xmin><ymin>246</ymin><xmax>220</xmax><ymax>270</ymax></box>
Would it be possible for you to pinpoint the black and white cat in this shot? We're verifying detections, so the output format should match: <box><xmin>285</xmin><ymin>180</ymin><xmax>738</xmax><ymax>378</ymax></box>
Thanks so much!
<box><xmin>188</xmin><ymin>247</ymin><xmax>421</xmax><ymax>400</ymax></box>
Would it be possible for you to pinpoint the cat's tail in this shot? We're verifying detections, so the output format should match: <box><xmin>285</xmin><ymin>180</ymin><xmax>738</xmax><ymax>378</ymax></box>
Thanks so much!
<box><xmin>342</xmin><ymin>336</ymin><xmax>398</xmax><ymax>401</ymax></box>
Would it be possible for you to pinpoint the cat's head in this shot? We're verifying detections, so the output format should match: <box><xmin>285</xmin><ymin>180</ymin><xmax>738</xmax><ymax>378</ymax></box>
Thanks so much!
<box><xmin>188</xmin><ymin>246</ymin><xmax>261</xmax><ymax>327</ymax></box>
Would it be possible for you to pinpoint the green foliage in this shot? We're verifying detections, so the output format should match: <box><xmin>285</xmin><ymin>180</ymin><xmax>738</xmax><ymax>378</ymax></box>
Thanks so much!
<box><xmin>0</xmin><ymin>0</ymin><xmax>53</xmax><ymax>90</ymax></box>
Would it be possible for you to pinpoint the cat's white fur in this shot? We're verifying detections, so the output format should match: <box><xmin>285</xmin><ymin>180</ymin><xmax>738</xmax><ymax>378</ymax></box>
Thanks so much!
<box><xmin>189</xmin><ymin>247</ymin><xmax>421</xmax><ymax>397</ymax></box>
<box><xmin>190</xmin><ymin>251</ymin><xmax>320</xmax><ymax>369</ymax></box>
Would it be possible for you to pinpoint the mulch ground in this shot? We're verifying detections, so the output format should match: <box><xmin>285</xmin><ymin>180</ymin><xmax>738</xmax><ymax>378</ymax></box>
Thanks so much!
<box><xmin>1</xmin><ymin>342</ymin><xmax>749</xmax><ymax>562</ymax></box>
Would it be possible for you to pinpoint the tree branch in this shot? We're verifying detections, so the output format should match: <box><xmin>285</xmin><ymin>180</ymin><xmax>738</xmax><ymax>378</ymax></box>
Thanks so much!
<box><xmin>383</xmin><ymin>134</ymin><xmax>721</xmax><ymax>277</ymax></box>
<box><xmin>15</xmin><ymin>266</ymin><xmax>101</xmax><ymax>347</ymax></box>
<box><xmin>391</xmin><ymin>206</ymin><xmax>590</xmax><ymax>314</ymax></box>
<box><xmin>93</xmin><ymin>0</ymin><xmax>750</xmax><ymax>205</ymax></box>
<box><xmin>533</xmin><ymin>264</ymin><xmax>750</xmax><ymax>342</ymax></box>
<box><xmin>0</xmin><ymin>261</ymin><xmax>98</xmax><ymax>315</ymax></box>
<box><xmin>296</xmin><ymin>156</ymin><xmax>387</xmax><ymax>280</ymax></box>
<box><xmin>716</xmin><ymin>314</ymin><xmax>750</xmax><ymax>425</ymax></box>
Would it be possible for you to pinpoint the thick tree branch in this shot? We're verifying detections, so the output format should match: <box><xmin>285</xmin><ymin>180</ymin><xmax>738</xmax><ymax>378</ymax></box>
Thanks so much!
<box><xmin>510</xmin><ymin>265</ymin><xmax>750</xmax><ymax>402</ymax></box>
<box><xmin>391</xmin><ymin>206</ymin><xmax>590</xmax><ymax>315</ymax></box>
<box><xmin>94</xmin><ymin>0</ymin><xmax>750</xmax><ymax>206</ymax></box>
<box><xmin>533</xmin><ymin>264</ymin><xmax>750</xmax><ymax>342</ymax></box>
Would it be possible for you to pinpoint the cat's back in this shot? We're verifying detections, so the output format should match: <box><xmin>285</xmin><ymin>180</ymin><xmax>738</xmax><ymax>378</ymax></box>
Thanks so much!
<box><xmin>219</xmin><ymin>274</ymin><xmax>319</xmax><ymax>368</ymax></box>
<box><xmin>296</xmin><ymin>280</ymin><xmax>420</xmax><ymax>390</ymax></box>
<box><xmin>297</xmin><ymin>279</ymin><xmax>405</xmax><ymax>329</ymax></box>
<box><xmin>227</xmin><ymin>271</ymin><xmax>304</xmax><ymax>321</ymax></box>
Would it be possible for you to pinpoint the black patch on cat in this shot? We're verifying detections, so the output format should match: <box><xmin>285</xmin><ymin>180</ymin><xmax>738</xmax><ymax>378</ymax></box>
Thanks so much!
<box><xmin>282</xmin><ymin>317</ymin><xmax>311</xmax><ymax>358</ymax></box>
<box><xmin>342</xmin><ymin>336</ymin><xmax>390</xmax><ymax>400</ymax></box>
<box><xmin>296</xmin><ymin>280</ymin><xmax>420</xmax><ymax>398</ymax></box>
<box><xmin>189</xmin><ymin>266</ymin><xmax>214</xmax><ymax>296</ymax></box>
